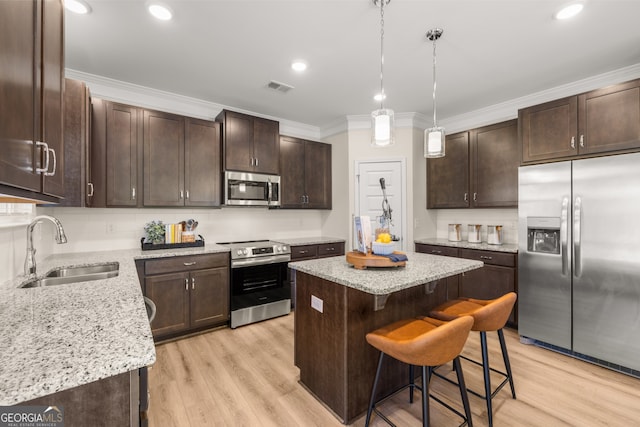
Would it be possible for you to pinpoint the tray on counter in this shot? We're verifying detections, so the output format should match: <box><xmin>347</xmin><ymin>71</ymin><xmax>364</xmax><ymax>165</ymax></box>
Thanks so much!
<box><xmin>346</xmin><ymin>250</ymin><xmax>407</xmax><ymax>270</ymax></box>
<box><xmin>140</xmin><ymin>235</ymin><xmax>204</xmax><ymax>251</ymax></box>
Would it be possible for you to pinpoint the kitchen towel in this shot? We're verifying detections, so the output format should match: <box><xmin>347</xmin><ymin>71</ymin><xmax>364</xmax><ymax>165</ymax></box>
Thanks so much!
<box><xmin>381</xmin><ymin>253</ymin><xmax>408</xmax><ymax>262</ymax></box>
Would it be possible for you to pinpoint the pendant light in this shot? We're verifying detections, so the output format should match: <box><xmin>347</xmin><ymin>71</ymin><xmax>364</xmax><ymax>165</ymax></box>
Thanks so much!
<box><xmin>424</xmin><ymin>28</ymin><xmax>445</xmax><ymax>158</ymax></box>
<box><xmin>371</xmin><ymin>0</ymin><xmax>394</xmax><ymax>147</ymax></box>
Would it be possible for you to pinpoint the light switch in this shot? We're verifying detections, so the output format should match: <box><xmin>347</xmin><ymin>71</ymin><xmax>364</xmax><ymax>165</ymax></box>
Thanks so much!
<box><xmin>311</xmin><ymin>295</ymin><xmax>323</xmax><ymax>313</ymax></box>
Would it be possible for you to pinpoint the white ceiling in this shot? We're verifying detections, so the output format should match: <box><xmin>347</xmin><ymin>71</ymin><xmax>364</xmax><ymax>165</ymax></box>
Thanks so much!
<box><xmin>65</xmin><ymin>0</ymin><xmax>640</xmax><ymax>129</ymax></box>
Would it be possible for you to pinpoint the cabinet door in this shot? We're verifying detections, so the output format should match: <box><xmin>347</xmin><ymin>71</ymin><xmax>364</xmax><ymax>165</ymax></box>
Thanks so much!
<box><xmin>305</xmin><ymin>141</ymin><xmax>332</xmax><ymax>209</ymax></box>
<box><xmin>317</xmin><ymin>242</ymin><xmax>344</xmax><ymax>258</ymax></box>
<box><xmin>0</xmin><ymin>0</ymin><xmax>40</xmax><ymax>192</ymax></box>
<box><xmin>89</xmin><ymin>98</ymin><xmax>107</xmax><ymax>207</ymax></box>
<box><xmin>520</xmin><ymin>96</ymin><xmax>578</xmax><ymax>163</ymax></box>
<box><xmin>40</xmin><ymin>0</ymin><xmax>64</xmax><ymax>197</ymax></box>
<box><xmin>459</xmin><ymin>265</ymin><xmax>516</xmax><ymax>324</ymax></box>
<box><xmin>578</xmin><ymin>79</ymin><xmax>640</xmax><ymax>155</ymax></box>
<box><xmin>414</xmin><ymin>244</ymin><xmax>459</xmax><ymax>257</ymax></box>
<box><xmin>60</xmin><ymin>78</ymin><xmax>89</xmax><ymax>207</ymax></box>
<box><xmin>253</xmin><ymin>117</ymin><xmax>280</xmax><ymax>174</ymax></box>
<box><xmin>427</xmin><ymin>132</ymin><xmax>470</xmax><ymax>208</ymax></box>
<box><xmin>223</xmin><ymin>111</ymin><xmax>253</xmax><ymax>172</ymax></box>
<box><xmin>146</xmin><ymin>272</ymin><xmax>190</xmax><ymax>338</ymax></box>
<box><xmin>190</xmin><ymin>267</ymin><xmax>229</xmax><ymax>329</ymax></box>
<box><xmin>143</xmin><ymin>110</ymin><xmax>185</xmax><ymax>207</ymax></box>
<box><xmin>106</xmin><ymin>102</ymin><xmax>140</xmax><ymax>206</ymax></box>
<box><xmin>471</xmin><ymin>119</ymin><xmax>518</xmax><ymax>207</ymax></box>
<box><xmin>279</xmin><ymin>136</ymin><xmax>306</xmax><ymax>207</ymax></box>
<box><xmin>185</xmin><ymin>118</ymin><xmax>221</xmax><ymax>206</ymax></box>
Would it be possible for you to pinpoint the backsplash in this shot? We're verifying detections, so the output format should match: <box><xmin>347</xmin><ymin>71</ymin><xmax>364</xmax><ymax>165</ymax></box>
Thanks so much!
<box><xmin>435</xmin><ymin>208</ymin><xmax>518</xmax><ymax>244</ymax></box>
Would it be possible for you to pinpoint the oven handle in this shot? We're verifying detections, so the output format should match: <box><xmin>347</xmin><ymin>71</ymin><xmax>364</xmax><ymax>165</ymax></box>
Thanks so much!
<box><xmin>231</xmin><ymin>254</ymin><xmax>291</xmax><ymax>268</ymax></box>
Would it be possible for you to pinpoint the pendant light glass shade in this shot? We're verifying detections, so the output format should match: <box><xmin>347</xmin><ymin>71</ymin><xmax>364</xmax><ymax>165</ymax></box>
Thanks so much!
<box><xmin>370</xmin><ymin>0</ymin><xmax>394</xmax><ymax>147</ymax></box>
<box><xmin>424</xmin><ymin>28</ymin><xmax>445</xmax><ymax>158</ymax></box>
<box><xmin>372</xmin><ymin>109</ymin><xmax>395</xmax><ymax>146</ymax></box>
<box><xmin>424</xmin><ymin>126</ymin><xmax>445</xmax><ymax>158</ymax></box>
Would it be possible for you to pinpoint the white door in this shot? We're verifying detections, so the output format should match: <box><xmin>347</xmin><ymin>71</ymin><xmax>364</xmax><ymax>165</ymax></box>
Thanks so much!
<box><xmin>355</xmin><ymin>160</ymin><xmax>405</xmax><ymax>250</ymax></box>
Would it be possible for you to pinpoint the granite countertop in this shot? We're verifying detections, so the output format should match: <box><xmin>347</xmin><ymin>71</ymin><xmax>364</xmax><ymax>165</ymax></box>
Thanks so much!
<box><xmin>414</xmin><ymin>237</ymin><xmax>519</xmax><ymax>254</ymax></box>
<box><xmin>0</xmin><ymin>244</ymin><xmax>230</xmax><ymax>405</ymax></box>
<box><xmin>274</xmin><ymin>236</ymin><xmax>346</xmax><ymax>246</ymax></box>
<box><xmin>289</xmin><ymin>251</ymin><xmax>483</xmax><ymax>295</ymax></box>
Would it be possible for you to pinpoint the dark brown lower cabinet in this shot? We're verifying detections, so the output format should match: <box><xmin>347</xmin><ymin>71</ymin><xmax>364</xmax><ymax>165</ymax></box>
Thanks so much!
<box><xmin>138</xmin><ymin>253</ymin><xmax>229</xmax><ymax>341</ymax></box>
<box><xmin>415</xmin><ymin>243</ymin><xmax>518</xmax><ymax>326</ymax></box>
<box><xmin>289</xmin><ymin>241</ymin><xmax>345</xmax><ymax>308</ymax></box>
<box><xmin>24</xmin><ymin>370</ymin><xmax>140</xmax><ymax>427</ymax></box>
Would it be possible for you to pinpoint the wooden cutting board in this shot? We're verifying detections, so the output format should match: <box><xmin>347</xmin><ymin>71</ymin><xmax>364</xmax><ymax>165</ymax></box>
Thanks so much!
<box><xmin>345</xmin><ymin>251</ymin><xmax>407</xmax><ymax>270</ymax></box>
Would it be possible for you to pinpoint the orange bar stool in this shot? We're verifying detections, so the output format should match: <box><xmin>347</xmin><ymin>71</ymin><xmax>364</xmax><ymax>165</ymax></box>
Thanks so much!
<box><xmin>427</xmin><ymin>292</ymin><xmax>517</xmax><ymax>427</ymax></box>
<box><xmin>365</xmin><ymin>315</ymin><xmax>475</xmax><ymax>427</ymax></box>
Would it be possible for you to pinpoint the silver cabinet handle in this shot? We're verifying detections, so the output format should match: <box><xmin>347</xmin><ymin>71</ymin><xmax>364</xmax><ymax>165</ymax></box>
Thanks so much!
<box><xmin>571</xmin><ymin>136</ymin><xmax>576</xmax><ymax>149</ymax></box>
<box><xmin>132</xmin><ymin>187</ymin><xmax>136</xmax><ymax>200</ymax></box>
<box><xmin>300</xmin><ymin>195</ymin><xmax>305</xmax><ymax>203</ymax></box>
<box><xmin>464</xmin><ymin>193</ymin><xmax>468</xmax><ymax>202</ymax></box>
<box><xmin>185</xmin><ymin>278</ymin><xmax>188</xmax><ymax>290</ymax></box>
<box><xmin>87</xmin><ymin>182</ymin><xmax>94</xmax><ymax>197</ymax></box>
<box><xmin>431</xmin><ymin>250</ymin><xmax>442</xmax><ymax>254</ymax></box>
<box><xmin>44</xmin><ymin>147</ymin><xmax>57</xmax><ymax>176</ymax></box>
<box><xmin>574</xmin><ymin>196</ymin><xmax>582</xmax><ymax>278</ymax></box>
<box><xmin>561</xmin><ymin>196</ymin><xmax>569</xmax><ymax>276</ymax></box>
<box><xmin>183</xmin><ymin>261</ymin><xmax>197</xmax><ymax>266</ymax></box>
<box><xmin>180</xmin><ymin>190</ymin><xmax>184</xmax><ymax>199</ymax></box>
<box><xmin>480</xmin><ymin>255</ymin><xmax>493</xmax><ymax>260</ymax></box>
<box><xmin>191</xmin><ymin>277</ymin><xmax>195</xmax><ymax>290</ymax></box>
<box><xmin>473</xmin><ymin>192</ymin><xmax>477</xmax><ymax>202</ymax></box>
<box><xmin>579</xmin><ymin>134</ymin><xmax>585</xmax><ymax>148</ymax></box>
<box><xmin>299</xmin><ymin>250</ymin><xmax>308</xmax><ymax>254</ymax></box>
<box><xmin>255</xmin><ymin>157</ymin><xmax>258</xmax><ymax>166</ymax></box>
<box><xmin>325</xmin><ymin>247</ymin><xmax>335</xmax><ymax>252</ymax></box>
<box><xmin>186</xmin><ymin>190</ymin><xmax>189</xmax><ymax>199</ymax></box>
<box><xmin>35</xmin><ymin>141</ymin><xmax>50</xmax><ymax>174</ymax></box>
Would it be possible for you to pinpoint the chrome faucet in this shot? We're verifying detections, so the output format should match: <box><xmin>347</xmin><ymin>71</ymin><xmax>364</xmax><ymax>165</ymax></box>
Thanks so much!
<box><xmin>25</xmin><ymin>215</ymin><xmax>68</xmax><ymax>277</ymax></box>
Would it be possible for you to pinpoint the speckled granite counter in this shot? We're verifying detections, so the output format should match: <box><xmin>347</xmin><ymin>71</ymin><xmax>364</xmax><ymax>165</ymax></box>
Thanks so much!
<box><xmin>0</xmin><ymin>244</ymin><xmax>229</xmax><ymax>405</ymax></box>
<box><xmin>274</xmin><ymin>236</ymin><xmax>345</xmax><ymax>246</ymax></box>
<box><xmin>414</xmin><ymin>237</ymin><xmax>518</xmax><ymax>253</ymax></box>
<box><xmin>289</xmin><ymin>251</ymin><xmax>482</xmax><ymax>295</ymax></box>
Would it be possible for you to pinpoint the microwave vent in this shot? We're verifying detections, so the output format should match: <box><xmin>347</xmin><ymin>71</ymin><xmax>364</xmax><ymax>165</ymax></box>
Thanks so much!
<box><xmin>267</xmin><ymin>80</ymin><xmax>294</xmax><ymax>93</ymax></box>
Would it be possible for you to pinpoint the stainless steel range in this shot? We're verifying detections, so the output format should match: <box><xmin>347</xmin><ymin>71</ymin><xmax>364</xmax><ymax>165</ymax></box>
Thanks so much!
<box><xmin>218</xmin><ymin>240</ymin><xmax>291</xmax><ymax>328</ymax></box>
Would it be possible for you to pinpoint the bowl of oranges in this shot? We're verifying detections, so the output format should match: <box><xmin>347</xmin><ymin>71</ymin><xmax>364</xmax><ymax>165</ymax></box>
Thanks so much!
<box><xmin>372</xmin><ymin>232</ymin><xmax>395</xmax><ymax>255</ymax></box>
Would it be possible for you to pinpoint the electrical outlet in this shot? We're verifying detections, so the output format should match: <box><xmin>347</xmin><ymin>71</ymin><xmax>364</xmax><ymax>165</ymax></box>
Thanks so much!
<box><xmin>311</xmin><ymin>295</ymin><xmax>323</xmax><ymax>313</ymax></box>
<box><xmin>106</xmin><ymin>223</ymin><xmax>116</xmax><ymax>234</ymax></box>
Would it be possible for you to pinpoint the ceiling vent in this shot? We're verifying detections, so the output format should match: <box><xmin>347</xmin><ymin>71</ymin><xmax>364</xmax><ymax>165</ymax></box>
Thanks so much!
<box><xmin>267</xmin><ymin>80</ymin><xmax>294</xmax><ymax>93</ymax></box>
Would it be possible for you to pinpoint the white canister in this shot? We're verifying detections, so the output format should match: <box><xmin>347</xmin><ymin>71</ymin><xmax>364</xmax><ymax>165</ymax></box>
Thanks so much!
<box><xmin>448</xmin><ymin>224</ymin><xmax>462</xmax><ymax>242</ymax></box>
<box><xmin>468</xmin><ymin>224</ymin><xmax>482</xmax><ymax>243</ymax></box>
<box><xmin>487</xmin><ymin>225</ymin><xmax>503</xmax><ymax>245</ymax></box>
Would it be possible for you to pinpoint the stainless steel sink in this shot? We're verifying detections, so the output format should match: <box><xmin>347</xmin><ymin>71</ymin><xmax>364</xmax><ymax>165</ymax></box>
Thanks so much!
<box><xmin>20</xmin><ymin>262</ymin><xmax>119</xmax><ymax>288</ymax></box>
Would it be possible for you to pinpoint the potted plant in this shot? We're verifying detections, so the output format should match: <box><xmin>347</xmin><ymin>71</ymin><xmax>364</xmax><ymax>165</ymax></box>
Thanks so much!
<box><xmin>144</xmin><ymin>220</ymin><xmax>165</xmax><ymax>244</ymax></box>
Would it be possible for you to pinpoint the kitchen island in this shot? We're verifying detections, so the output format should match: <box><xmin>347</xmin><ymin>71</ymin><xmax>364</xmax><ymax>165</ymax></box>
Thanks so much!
<box><xmin>289</xmin><ymin>251</ymin><xmax>483</xmax><ymax>424</ymax></box>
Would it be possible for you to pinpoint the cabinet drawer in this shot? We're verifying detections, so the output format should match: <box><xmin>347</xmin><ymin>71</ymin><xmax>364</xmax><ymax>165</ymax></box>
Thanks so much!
<box><xmin>459</xmin><ymin>248</ymin><xmax>515</xmax><ymax>267</ymax></box>
<box><xmin>415</xmin><ymin>244</ymin><xmax>459</xmax><ymax>257</ymax></box>
<box><xmin>317</xmin><ymin>242</ymin><xmax>345</xmax><ymax>258</ymax></box>
<box><xmin>144</xmin><ymin>253</ymin><xmax>229</xmax><ymax>275</ymax></box>
<box><xmin>291</xmin><ymin>245</ymin><xmax>318</xmax><ymax>260</ymax></box>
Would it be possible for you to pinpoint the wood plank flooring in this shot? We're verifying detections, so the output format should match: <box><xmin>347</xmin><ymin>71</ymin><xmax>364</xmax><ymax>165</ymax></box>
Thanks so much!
<box><xmin>148</xmin><ymin>313</ymin><xmax>640</xmax><ymax>426</ymax></box>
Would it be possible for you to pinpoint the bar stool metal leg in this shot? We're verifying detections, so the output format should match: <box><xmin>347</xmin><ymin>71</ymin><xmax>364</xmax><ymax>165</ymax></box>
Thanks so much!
<box><xmin>365</xmin><ymin>352</ymin><xmax>385</xmax><ymax>427</ymax></box>
<box><xmin>453</xmin><ymin>356</ymin><xmax>473</xmax><ymax>427</ymax></box>
<box><xmin>409</xmin><ymin>364</ymin><xmax>415</xmax><ymax>403</ymax></box>
<box><xmin>480</xmin><ymin>331</ymin><xmax>494</xmax><ymax>427</ymax></box>
<box><xmin>498</xmin><ymin>329</ymin><xmax>516</xmax><ymax>398</ymax></box>
<box><xmin>422</xmin><ymin>366</ymin><xmax>430</xmax><ymax>427</ymax></box>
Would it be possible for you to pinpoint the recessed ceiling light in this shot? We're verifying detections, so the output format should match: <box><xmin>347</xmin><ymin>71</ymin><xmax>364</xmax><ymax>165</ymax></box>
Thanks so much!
<box><xmin>148</xmin><ymin>2</ymin><xmax>173</xmax><ymax>21</ymax></box>
<box><xmin>555</xmin><ymin>2</ymin><xmax>584</xmax><ymax>20</ymax></box>
<box><xmin>65</xmin><ymin>0</ymin><xmax>91</xmax><ymax>14</ymax></box>
<box><xmin>291</xmin><ymin>61</ymin><xmax>307</xmax><ymax>72</ymax></box>
<box><xmin>374</xmin><ymin>93</ymin><xmax>387</xmax><ymax>102</ymax></box>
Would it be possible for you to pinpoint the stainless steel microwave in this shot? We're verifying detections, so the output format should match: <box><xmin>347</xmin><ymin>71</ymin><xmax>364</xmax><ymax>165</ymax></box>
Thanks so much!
<box><xmin>224</xmin><ymin>171</ymin><xmax>280</xmax><ymax>207</ymax></box>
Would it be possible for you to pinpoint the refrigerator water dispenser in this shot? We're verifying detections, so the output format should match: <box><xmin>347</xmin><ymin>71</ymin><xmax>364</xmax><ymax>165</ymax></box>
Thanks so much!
<box><xmin>527</xmin><ymin>217</ymin><xmax>561</xmax><ymax>254</ymax></box>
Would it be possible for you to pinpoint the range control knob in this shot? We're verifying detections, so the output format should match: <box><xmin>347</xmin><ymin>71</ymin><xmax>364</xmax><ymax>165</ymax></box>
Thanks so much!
<box><xmin>236</xmin><ymin>249</ymin><xmax>243</xmax><ymax>256</ymax></box>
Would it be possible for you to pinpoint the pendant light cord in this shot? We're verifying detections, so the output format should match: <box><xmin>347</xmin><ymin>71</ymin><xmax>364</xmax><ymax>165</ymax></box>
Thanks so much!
<box><xmin>432</xmin><ymin>34</ymin><xmax>437</xmax><ymax>127</ymax></box>
<box><xmin>379</xmin><ymin>0</ymin><xmax>386</xmax><ymax>110</ymax></box>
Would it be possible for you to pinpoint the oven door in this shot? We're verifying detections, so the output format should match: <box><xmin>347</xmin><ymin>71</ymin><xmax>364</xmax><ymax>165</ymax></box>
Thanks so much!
<box><xmin>230</xmin><ymin>261</ymin><xmax>290</xmax><ymax>310</ymax></box>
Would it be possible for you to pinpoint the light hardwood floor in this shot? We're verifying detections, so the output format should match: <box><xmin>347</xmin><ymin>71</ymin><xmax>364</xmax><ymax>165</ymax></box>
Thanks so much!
<box><xmin>148</xmin><ymin>313</ymin><xmax>640</xmax><ymax>426</ymax></box>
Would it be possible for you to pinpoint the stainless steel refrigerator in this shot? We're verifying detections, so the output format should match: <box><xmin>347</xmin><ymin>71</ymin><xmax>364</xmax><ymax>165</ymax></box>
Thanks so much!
<box><xmin>518</xmin><ymin>152</ymin><xmax>640</xmax><ymax>372</ymax></box>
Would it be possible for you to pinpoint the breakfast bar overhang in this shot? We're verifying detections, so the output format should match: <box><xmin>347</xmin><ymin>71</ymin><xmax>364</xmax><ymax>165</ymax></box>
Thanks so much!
<box><xmin>289</xmin><ymin>251</ymin><xmax>483</xmax><ymax>424</ymax></box>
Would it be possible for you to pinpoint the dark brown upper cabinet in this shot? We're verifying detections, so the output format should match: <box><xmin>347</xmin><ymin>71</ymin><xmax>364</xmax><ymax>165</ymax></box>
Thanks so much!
<box><xmin>520</xmin><ymin>78</ymin><xmax>640</xmax><ymax>164</ymax></box>
<box><xmin>143</xmin><ymin>110</ymin><xmax>221</xmax><ymax>207</ymax></box>
<box><xmin>0</xmin><ymin>0</ymin><xmax>64</xmax><ymax>202</ymax></box>
<box><xmin>90</xmin><ymin>99</ymin><xmax>142</xmax><ymax>208</ymax></box>
<box><xmin>470</xmin><ymin>119</ymin><xmax>518</xmax><ymax>208</ymax></box>
<box><xmin>279</xmin><ymin>136</ymin><xmax>332</xmax><ymax>209</ymax></box>
<box><xmin>217</xmin><ymin>110</ymin><xmax>279</xmax><ymax>175</ymax></box>
<box><xmin>427</xmin><ymin>132</ymin><xmax>470</xmax><ymax>209</ymax></box>
<box><xmin>427</xmin><ymin>119</ymin><xmax>518</xmax><ymax>209</ymax></box>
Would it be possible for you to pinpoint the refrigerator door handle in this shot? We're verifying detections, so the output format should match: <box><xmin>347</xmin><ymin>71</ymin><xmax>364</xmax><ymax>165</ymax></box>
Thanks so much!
<box><xmin>561</xmin><ymin>196</ymin><xmax>570</xmax><ymax>276</ymax></box>
<box><xmin>574</xmin><ymin>196</ymin><xmax>582</xmax><ymax>278</ymax></box>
